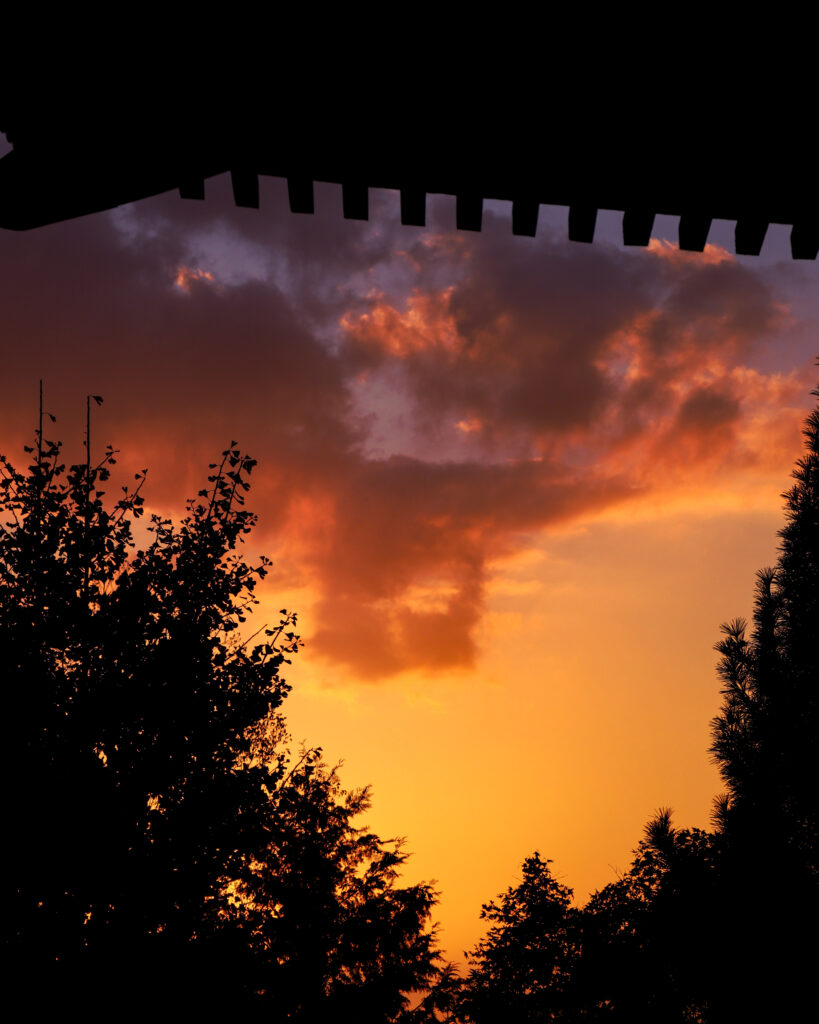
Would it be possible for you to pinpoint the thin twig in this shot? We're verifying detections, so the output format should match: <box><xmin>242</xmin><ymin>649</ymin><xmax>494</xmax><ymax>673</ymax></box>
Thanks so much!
<box><xmin>235</xmin><ymin>622</ymin><xmax>269</xmax><ymax>654</ymax></box>
<box><xmin>111</xmin><ymin>469</ymin><xmax>148</xmax><ymax>526</ymax></box>
<box><xmin>206</xmin><ymin>449</ymin><xmax>232</xmax><ymax>521</ymax></box>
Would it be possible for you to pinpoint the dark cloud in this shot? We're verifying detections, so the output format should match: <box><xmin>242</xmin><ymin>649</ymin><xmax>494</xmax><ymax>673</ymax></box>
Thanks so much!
<box><xmin>656</xmin><ymin>254</ymin><xmax>782</xmax><ymax>353</ymax></box>
<box><xmin>304</xmin><ymin>454</ymin><xmax>637</xmax><ymax>678</ymax></box>
<box><xmin>0</xmin><ymin>192</ymin><xmax>361</xmax><ymax>511</ymax></box>
<box><xmin>676</xmin><ymin>386</ymin><xmax>741</xmax><ymax>434</ymax></box>
<box><xmin>344</xmin><ymin>213</ymin><xmax>656</xmax><ymax>443</ymax></box>
<box><xmin>342</xmin><ymin>220</ymin><xmax>791</xmax><ymax>461</ymax></box>
<box><xmin>0</xmin><ymin>186</ymin><xmax>804</xmax><ymax>679</ymax></box>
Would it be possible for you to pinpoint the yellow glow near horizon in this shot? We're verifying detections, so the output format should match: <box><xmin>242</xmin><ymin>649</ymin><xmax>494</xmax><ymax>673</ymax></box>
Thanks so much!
<box><xmin>256</xmin><ymin>494</ymin><xmax>786</xmax><ymax>968</ymax></box>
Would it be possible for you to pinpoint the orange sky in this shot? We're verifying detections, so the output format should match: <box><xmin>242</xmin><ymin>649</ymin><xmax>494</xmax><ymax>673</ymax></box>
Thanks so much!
<box><xmin>1</xmin><ymin>173</ymin><xmax>817</xmax><ymax>969</ymax></box>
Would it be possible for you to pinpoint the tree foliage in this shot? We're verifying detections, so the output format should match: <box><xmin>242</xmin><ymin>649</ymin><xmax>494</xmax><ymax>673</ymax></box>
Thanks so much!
<box><xmin>445</xmin><ymin>822</ymin><xmax>717</xmax><ymax>1023</ymax></box>
<box><xmin>710</xmin><ymin>385</ymin><xmax>819</xmax><ymax>871</ymax></box>
<box><xmin>456</xmin><ymin>852</ymin><xmax>581</xmax><ymax>1023</ymax></box>
<box><xmin>705</xmin><ymin>383</ymin><xmax>819</xmax><ymax>1018</ymax></box>
<box><xmin>1</xmin><ymin>411</ymin><xmax>440</xmax><ymax>1019</ymax></box>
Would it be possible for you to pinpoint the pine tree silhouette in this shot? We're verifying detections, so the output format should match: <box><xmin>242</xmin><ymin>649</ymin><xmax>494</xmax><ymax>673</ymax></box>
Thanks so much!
<box><xmin>708</xmin><ymin>382</ymin><xmax>819</xmax><ymax>1018</ymax></box>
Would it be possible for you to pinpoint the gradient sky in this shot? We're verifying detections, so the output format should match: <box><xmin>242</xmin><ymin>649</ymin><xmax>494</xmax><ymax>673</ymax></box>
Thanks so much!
<box><xmin>2</xmin><ymin>156</ymin><xmax>818</xmax><ymax>969</ymax></box>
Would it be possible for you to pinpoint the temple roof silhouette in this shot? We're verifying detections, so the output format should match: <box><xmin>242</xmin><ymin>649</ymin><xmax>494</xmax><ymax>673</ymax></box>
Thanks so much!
<box><xmin>1</xmin><ymin>79</ymin><xmax>814</xmax><ymax>258</ymax></box>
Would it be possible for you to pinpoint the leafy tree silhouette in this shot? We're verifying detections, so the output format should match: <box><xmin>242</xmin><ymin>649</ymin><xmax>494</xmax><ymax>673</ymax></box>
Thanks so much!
<box><xmin>2</xmin><ymin>401</ymin><xmax>441</xmax><ymax>1019</ymax></box>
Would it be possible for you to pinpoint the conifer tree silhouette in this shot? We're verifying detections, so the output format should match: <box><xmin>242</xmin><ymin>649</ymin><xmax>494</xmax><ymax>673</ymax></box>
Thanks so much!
<box><xmin>455</xmin><ymin>852</ymin><xmax>581</xmax><ymax>1023</ymax></box>
<box><xmin>711</xmin><ymin>385</ymin><xmax>819</xmax><ymax>865</ymax></box>
<box><xmin>707</xmin><ymin>381</ymin><xmax>819</xmax><ymax>1018</ymax></box>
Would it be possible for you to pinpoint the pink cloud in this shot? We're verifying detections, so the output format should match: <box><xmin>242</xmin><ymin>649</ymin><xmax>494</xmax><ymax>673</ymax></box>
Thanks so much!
<box><xmin>0</xmin><ymin>191</ymin><xmax>812</xmax><ymax>679</ymax></box>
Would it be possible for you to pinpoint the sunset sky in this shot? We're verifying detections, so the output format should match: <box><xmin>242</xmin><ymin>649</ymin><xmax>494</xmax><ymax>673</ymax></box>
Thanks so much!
<box><xmin>2</xmin><ymin>152</ymin><xmax>818</xmax><ymax>970</ymax></box>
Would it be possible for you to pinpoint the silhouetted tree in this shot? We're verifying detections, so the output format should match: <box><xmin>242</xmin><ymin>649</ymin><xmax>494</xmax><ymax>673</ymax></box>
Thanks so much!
<box><xmin>451</xmin><ymin>852</ymin><xmax>582</xmax><ymax>1023</ymax></box>
<box><xmin>2</xmin><ymin>408</ymin><xmax>440</xmax><ymax>1019</ymax></box>
<box><xmin>407</xmin><ymin>961</ymin><xmax>465</xmax><ymax>1022</ymax></box>
<box><xmin>579</xmin><ymin>812</ymin><xmax>723</xmax><ymax>1023</ymax></box>
<box><xmin>707</xmin><ymin>382</ymin><xmax>819</xmax><ymax>1018</ymax></box>
<box><xmin>711</xmin><ymin>386</ymin><xmax>819</xmax><ymax>864</ymax></box>
<box><xmin>448</xmin><ymin>826</ymin><xmax>717</xmax><ymax>1023</ymax></box>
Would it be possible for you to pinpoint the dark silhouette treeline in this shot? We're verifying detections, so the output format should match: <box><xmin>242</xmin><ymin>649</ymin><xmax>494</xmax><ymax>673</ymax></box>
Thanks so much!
<box><xmin>413</xmin><ymin>385</ymin><xmax>819</xmax><ymax>1022</ymax></box>
<box><xmin>4</xmin><ymin>384</ymin><xmax>818</xmax><ymax>1020</ymax></box>
<box><xmin>1</xmin><ymin>400</ymin><xmax>441</xmax><ymax>1021</ymax></box>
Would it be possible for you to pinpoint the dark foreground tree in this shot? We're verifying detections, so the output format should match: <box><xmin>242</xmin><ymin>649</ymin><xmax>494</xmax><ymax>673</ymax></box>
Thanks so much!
<box><xmin>455</xmin><ymin>852</ymin><xmax>582</xmax><ymax>1023</ymax></box>
<box><xmin>706</xmin><ymin>383</ymin><xmax>819</xmax><ymax>1017</ymax></box>
<box><xmin>442</xmin><ymin>823</ymin><xmax>717</xmax><ymax>1023</ymax></box>
<box><xmin>580</xmin><ymin>813</ymin><xmax>722</xmax><ymax>1022</ymax></box>
<box><xmin>711</xmin><ymin>385</ymin><xmax>819</xmax><ymax>864</ymax></box>
<box><xmin>1</xmin><ymin>412</ymin><xmax>440</xmax><ymax>1020</ymax></box>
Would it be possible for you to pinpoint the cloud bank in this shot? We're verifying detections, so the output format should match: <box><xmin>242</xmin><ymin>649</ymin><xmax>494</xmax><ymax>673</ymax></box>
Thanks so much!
<box><xmin>0</xmin><ymin>177</ymin><xmax>812</xmax><ymax>678</ymax></box>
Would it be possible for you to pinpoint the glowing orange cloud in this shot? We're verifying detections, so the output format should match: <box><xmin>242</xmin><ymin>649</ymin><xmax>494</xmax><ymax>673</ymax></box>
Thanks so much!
<box><xmin>173</xmin><ymin>265</ymin><xmax>219</xmax><ymax>293</ymax></box>
<box><xmin>647</xmin><ymin>238</ymin><xmax>736</xmax><ymax>266</ymax></box>
<box><xmin>340</xmin><ymin>286</ymin><xmax>460</xmax><ymax>358</ymax></box>
<box><xmin>0</xmin><ymin>193</ymin><xmax>813</xmax><ymax>681</ymax></box>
